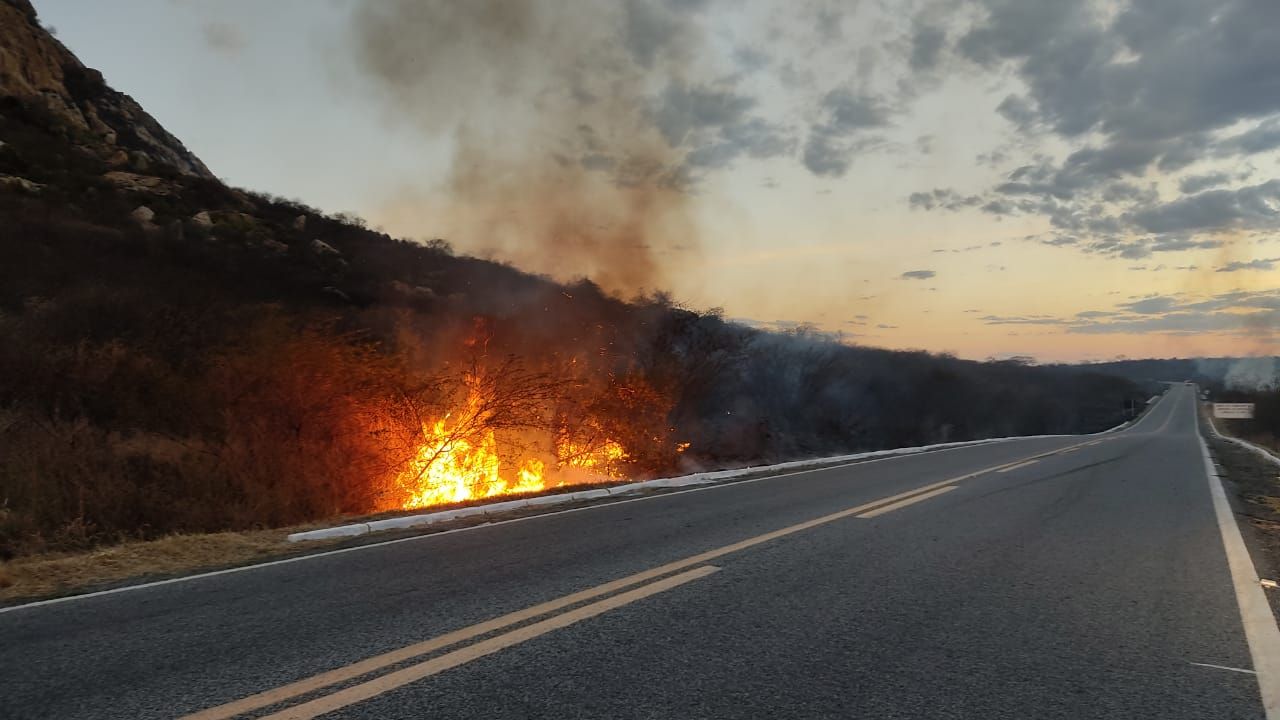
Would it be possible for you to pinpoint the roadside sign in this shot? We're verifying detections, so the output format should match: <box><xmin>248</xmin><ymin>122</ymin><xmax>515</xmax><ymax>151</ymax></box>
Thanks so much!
<box><xmin>1214</xmin><ymin>403</ymin><xmax>1255</xmax><ymax>419</ymax></box>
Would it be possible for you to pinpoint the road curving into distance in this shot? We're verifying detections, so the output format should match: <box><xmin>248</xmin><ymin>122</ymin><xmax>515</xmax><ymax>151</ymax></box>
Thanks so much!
<box><xmin>2</xmin><ymin>383</ymin><xmax>1275</xmax><ymax>719</ymax></box>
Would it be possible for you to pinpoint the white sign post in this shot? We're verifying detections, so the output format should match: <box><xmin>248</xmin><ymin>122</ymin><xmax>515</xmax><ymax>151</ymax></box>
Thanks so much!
<box><xmin>1214</xmin><ymin>403</ymin><xmax>1256</xmax><ymax>420</ymax></box>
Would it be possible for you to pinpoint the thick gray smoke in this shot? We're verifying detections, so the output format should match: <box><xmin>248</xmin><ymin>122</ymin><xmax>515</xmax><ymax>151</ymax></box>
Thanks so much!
<box><xmin>346</xmin><ymin>0</ymin><xmax>721</xmax><ymax>293</ymax></box>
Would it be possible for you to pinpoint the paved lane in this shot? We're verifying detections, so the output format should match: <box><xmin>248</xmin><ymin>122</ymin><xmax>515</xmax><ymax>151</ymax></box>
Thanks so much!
<box><xmin>2</xmin><ymin>384</ymin><xmax>1268</xmax><ymax>718</ymax></box>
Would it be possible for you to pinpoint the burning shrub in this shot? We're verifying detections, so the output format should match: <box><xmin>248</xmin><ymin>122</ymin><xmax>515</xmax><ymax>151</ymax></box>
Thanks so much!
<box><xmin>387</xmin><ymin>357</ymin><xmax>567</xmax><ymax>508</ymax></box>
<box><xmin>385</xmin><ymin>353</ymin><xmax>686</xmax><ymax>509</ymax></box>
<box><xmin>557</xmin><ymin>371</ymin><xmax>684</xmax><ymax>478</ymax></box>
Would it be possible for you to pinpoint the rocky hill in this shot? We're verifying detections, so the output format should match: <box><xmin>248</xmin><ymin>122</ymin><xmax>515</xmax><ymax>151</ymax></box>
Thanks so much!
<box><xmin>0</xmin><ymin>0</ymin><xmax>210</xmax><ymax>178</ymax></box>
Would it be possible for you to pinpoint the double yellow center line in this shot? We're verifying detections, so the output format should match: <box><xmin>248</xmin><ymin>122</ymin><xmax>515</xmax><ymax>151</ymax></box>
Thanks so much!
<box><xmin>184</xmin><ymin>437</ymin><xmax>1106</xmax><ymax>719</ymax></box>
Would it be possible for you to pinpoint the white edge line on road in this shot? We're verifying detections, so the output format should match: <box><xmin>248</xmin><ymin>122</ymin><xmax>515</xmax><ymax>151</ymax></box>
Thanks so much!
<box><xmin>0</xmin><ymin>433</ymin><xmax>1100</xmax><ymax>616</ymax></box>
<box><xmin>1197</xmin><ymin>398</ymin><xmax>1280</xmax><ymax>718</ymax></box>
<box><xmin>1189</xmin><ymin>661</ymin><xmax>1258</xmax><ymax>676</ymax></box>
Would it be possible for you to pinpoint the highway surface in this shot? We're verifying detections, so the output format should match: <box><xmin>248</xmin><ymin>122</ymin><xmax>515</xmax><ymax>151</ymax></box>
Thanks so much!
<box><xmin>2</xmin><ymin>383</ymin><xmax>1275</xmax><ymax>718</ymax></box>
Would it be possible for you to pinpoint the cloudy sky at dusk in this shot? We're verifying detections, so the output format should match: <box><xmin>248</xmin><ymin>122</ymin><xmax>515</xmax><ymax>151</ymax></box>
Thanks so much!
<box><xmin>38</xmin><ymin>0</ymin><xmax>1280</xmax><ymax>362</ymax></box>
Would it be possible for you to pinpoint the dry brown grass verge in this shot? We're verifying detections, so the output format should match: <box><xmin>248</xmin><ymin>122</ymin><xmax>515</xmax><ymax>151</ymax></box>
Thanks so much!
<box><xmin>0</xmin><ymin>529</ymin><xmax>322</xmax><ymax>604</ymax></box>
<box><xmin>0</xmin><ymin>454</ymin><xmax>887</xmax><ymax>606</ymax></box>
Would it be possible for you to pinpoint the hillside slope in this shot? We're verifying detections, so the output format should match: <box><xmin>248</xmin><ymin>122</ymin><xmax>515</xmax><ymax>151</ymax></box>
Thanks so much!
<box><xmin>0</xmin><ymin>2</ymin><xmax>1145</xmax><ymax>558</ymax></box>
<box><xmin>0</xmin><ymin>0</ymin><xmax>211</xmax><ymax>177</ymax></box>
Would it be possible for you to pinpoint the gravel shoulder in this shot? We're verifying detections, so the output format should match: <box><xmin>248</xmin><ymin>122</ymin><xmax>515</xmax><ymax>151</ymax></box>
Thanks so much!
<box><xmin>1206</xmin><ymin>423</ymin><xmax>1280</xmax><ymax>623</ymax></box>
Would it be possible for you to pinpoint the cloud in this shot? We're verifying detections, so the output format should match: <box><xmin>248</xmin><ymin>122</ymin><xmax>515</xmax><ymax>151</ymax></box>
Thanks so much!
<box><xmin>802</xmin><ymin>131</ymin><xmax>853</xmax><ymax>177</ymax></box>
<box><xmin>909</xmin><ymin>22</ymin><xmax>946</xmax><ymax>71</ymax></box>
<box><xmin>1216</xmin><ymin>118</ymin><xmax>1280</xmax><ymax>156</ymax></box>
<box><xmin>823</xmin><ymin>89</ymin><xmax>891</xmax><ymax>131</ymax></box>
<box><xmin>908</xmin><ymin>0</ymin><xmax>1280</xmax><ymax>263</ymax></box>
<box><xmin>908</xmin><ymin>188</ymin><xmax>981</xmax><ymax>211</ymax></box>
<box><xmin>995</xmin><ymin>94</ymin><xmax>1038</xmax><ymax>130</ymax></box>
<box><xmin>1148</xmin><ymin>237</ymin><xmax>1223</xmax><ymax>253</ymax></box>
<box><xmin>981</xmin><ymin>314</ymin><xmax>1070</xmax><ymax>325</ymax></box>
<box><xmin>901</xmin><ymin>270</ymin><xmax>936</xmax><ymax>280</ymax></box>
<box><xmin>961</xmin><ymin>0</ymin><xmax>1280</xmax><ymax>150</ymax></box>
<box><xmin>1178</xmin><ymin>171</ymin><xmax>1232</xmax><ymax>194</ymax></box>
<box><xmin>801</xmin><ymin>88</ymin><xmax>891</xmax><ymax>177</ymax></box>
<box><xmin>646</xmin><ymin>81</ymin><xmax>797</xmax><ymax>181</ymax></box>
<box><xmin>1126</xmin><ymin>180</ymin><xmax>1280</xmax><ymax>235</ymax></box>
<box><xmin>653</xmin><ymin>82</ymin><xmax>754</xmax><ymax>146</ymax></box>
<box><xmin>1118</xmin><ymin>296</ymin><xmax>1179</xmax><ymax>314</ymax></box>
<box><xmin>981</xmin><ymin>289</ymin><xmax>1280</xmax><ymax>337</ymax></box>
<box><xmin>1217</xmin><ymin>257</ymin><xmax>1280</xmax><ymax>272</ymax></box>
<box><xmin>1068</xmin><ymin>312</ymin><xmax>1273</xmax><ymax>335</ymax></box>
<box><xmin>918</xmin><ymin>170</ymin><xmax>1278</xmax><ymax>260</ymax></box>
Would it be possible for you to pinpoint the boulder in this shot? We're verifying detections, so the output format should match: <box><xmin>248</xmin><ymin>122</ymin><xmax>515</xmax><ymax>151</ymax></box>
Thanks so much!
<box><xmin>261</xmin><ymin>238</ymin><xmax>289</xmax><ymax>255</ymax></box>
<box><xmin>104</xmin><ymin>149</ymin><xmax>129</xmax><ymax>168</ymax></box>
<box><xmin>102</xmin><ymin>171</ymin><xmax>174</xmax><ymax>195</ymax></box>
<box><xmin>0</xmin><ymin>174</ymin><xmax>44</xmax><ymax>193</ymax></box>
<box><xmin>311</xmin><ymin>238</ymin><xmax>341</xmax><ymax>256</ymax></box>
<box><xmin>388</xmin><ymin>280</ymin><xmax>437</xmax><ymax>300</ymax></box>
<box><xmin>191</xmin><ymin>210</ymin><xmax>213</xmax><ymax>228</ymax></box>
<box><xmin>292</xmin><ymin>214</ymin><xmax>306</xmax><ymax>231</ymax></box>
<box><xmin>128</xmin><ymin>150</ymin><xmax>151</xmax><ymax>172</ymax></box>
<box><xmin>129</xmin><ymin>205</ymin><xmax>155</xmax><ymax>224</ymax></box>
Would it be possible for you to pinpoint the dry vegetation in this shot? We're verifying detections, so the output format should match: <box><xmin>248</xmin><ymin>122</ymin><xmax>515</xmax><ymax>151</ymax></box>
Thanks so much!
<box><xmin>1215</xmin><ymin>388</ymin><xmax>1280</xmax><ymax>454</ymax></box>
<box><xmin>1</xmin><ymin>71</ymin><xmax>1149</xmax><ymax>581</ymax></box>
<box><xmin>0</xmin><ymin>529</ymin><xmax>295</xmax><ymax>602</ymax></box>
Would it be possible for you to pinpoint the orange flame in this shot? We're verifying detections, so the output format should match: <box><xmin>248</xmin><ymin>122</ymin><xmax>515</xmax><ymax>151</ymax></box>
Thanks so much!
<box><xmin>395</xmin><ymin>372</ymin><xmax>636</xmax><ymax>509</ymax></box>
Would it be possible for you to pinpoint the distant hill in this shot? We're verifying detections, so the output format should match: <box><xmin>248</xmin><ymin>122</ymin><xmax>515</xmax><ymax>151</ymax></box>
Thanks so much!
<box><xmin>1078</xmin><ymin>358</ymin><xmax>1280</xmax><ymax>391</ymax></box>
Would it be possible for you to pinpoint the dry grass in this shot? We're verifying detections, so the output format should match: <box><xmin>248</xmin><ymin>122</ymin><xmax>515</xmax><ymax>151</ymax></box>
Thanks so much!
<box><xmin>1257</xmin><ymin>496</ymin><xmax>1280</xmax><ymax>516</ymax></box>
<box><xmin>1220</xmin><ymin>420</ymin><xmax>1279</xmax><ymax>455</ymax></box>
<box><xmin>0</xmin><ymin>529</ymin><xmax>320</xmax><ymax>604</ymax></box>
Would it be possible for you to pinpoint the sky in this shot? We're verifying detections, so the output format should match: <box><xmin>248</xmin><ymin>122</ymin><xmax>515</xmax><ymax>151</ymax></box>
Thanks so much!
<box><xmin>36</xmin><ymin>0</ymin><xmax>1280</xmax><ymax>362</ymax></box>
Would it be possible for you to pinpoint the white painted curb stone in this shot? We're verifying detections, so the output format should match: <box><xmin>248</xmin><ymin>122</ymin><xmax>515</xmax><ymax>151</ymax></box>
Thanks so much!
<box><xmin>286</xmin><ymin>427</ymin><xmax>1120</xmax><ymax>543</ymax></box>
<box><xmin>1206</xmin><ymin>414</ymin><xmax>1280</xmax><ymax>468</ymax></box>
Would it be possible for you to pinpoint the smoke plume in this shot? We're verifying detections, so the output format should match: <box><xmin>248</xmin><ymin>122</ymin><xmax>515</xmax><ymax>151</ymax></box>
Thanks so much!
<box><xmin>347</xmin><ymin>0</ymin><xmax>716</xmax><ymax>293</ymax></box>
<box><xmin>1224</xmin><ymin>356</ymin><xmax>1280</xmax><ymax>392</ymax></box>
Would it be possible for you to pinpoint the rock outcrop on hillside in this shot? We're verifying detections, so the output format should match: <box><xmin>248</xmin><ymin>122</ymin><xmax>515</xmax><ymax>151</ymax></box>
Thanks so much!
<box><xmin>0</xmin><ymin>0</ymin><xmax>213</xmax><ymax>178</ymax></box>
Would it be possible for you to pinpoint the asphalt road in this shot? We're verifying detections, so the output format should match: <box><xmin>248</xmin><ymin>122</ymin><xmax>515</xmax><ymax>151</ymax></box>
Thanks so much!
<box><xmin>1</xmin><ymin>384</ymin><xmax>1270</xmax><ymax>718</ymax></box>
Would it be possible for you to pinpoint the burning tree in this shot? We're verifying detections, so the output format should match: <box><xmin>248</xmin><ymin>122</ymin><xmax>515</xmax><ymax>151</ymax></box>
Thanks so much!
<box><xmin>385</xmin><ymin>346</ymin><xmax>685</xmax><ymax>510</ymax></box>
<box><xmin>389</xmin><ymin>357</ymin><xmax>565</xmax><ymax>508</ymax></box>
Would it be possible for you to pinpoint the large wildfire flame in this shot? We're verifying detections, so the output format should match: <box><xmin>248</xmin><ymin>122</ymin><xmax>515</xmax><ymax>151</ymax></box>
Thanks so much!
<box><xmin>395</xmin><ymin>371</ymin><xmax>632</xmax><ymax>509</ymax></box>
